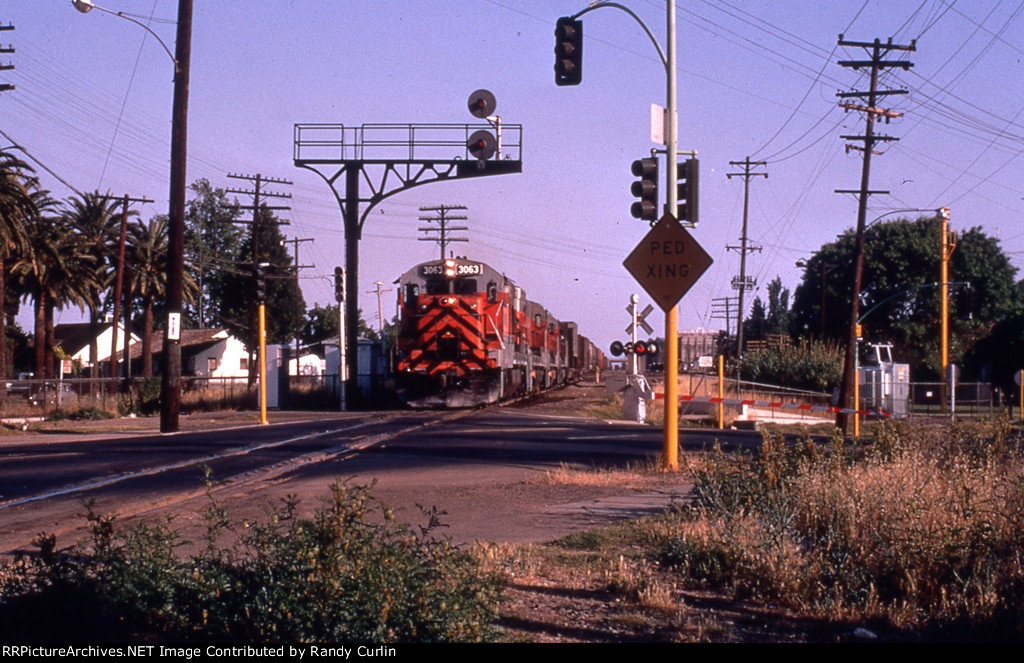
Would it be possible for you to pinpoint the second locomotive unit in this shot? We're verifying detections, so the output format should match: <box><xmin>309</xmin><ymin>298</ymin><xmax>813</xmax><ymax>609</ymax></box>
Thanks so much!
<box><xmin>394</xmin><ymin>257</ymin><xmax>600</xmax><ymax>407</ymax></box>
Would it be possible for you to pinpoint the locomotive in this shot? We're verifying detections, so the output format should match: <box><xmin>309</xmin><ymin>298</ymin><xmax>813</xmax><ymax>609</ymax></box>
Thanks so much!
<box><xmin>394</xmin><ymin>257</ymin><xmax>602</xmax><ymax>407</ymax></box>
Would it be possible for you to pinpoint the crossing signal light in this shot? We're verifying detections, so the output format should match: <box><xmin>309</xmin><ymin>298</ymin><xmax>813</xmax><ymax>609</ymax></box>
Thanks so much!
<box><xmin>610</xmin><ymin>340</ymin><xmax>625</xmax><ymax>357</ymax></box>
<box><xmin>631</xmin><ymin>157</ymin><xmax>659</xmax><ymax>221</ymax></box>
<box><xmin>677</xmin><ymin>158</ymin><xmax>699</xmax><ymax>225</ymax></box>
<box><xmin>554</xmin><ymin>17</ymin><xmax>583</xmax><ymax>86</ymax></box>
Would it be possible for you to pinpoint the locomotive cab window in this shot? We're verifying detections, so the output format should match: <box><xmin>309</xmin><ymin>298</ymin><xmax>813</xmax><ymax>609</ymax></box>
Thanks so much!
<box><xmin>454</xmin><ymin>278</ymin><xmax>478</xmax><ymax>295</ymax></box>
<box><xmin>486</xmin><ymin>281</ymin><xmax>497</xmax><ymax>303</ymax></box>
<box><xmin>404</xmin><ymin>283</ymin><xmax>419</xmax><ymax>304</ymax></box>
<box><xmin>425</xmin><ymin>279</ymin><xmax>449</xmax><ymax>295</ymax></box>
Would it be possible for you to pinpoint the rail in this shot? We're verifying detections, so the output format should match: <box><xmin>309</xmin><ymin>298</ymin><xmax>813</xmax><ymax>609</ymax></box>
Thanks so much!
<box><xmin>294</xmin><ymin>123</ymin><xmax>523</xmax><ymax>164</ymax></box>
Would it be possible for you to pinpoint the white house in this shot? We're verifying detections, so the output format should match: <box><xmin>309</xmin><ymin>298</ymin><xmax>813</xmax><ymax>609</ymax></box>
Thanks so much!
<box><xmin>53</xmin><ymin>322</ymin><xmax>141</xmax><ymax>373</ymax></box>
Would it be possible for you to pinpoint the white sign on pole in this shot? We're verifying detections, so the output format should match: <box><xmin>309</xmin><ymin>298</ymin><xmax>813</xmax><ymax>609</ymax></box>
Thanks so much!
<box><xmin>650</xmin><ymin>104</ymin><xmax>665</xmax><ymax>145</ymax></box>
<box><xmin>168</xmin><ymin>312</ymin><xmax>181</xmax><ymax>341</ymax></box>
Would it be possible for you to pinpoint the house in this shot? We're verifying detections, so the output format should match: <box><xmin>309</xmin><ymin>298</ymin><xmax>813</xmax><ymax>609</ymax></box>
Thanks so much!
<box><xmin>52</xmin><ymin>322</ymin><xmax>141</xmax><ymax>375</ymax></box>
<box><xmin>53</xmin><ymin>323</ymin><xmax>251</xmax><ymax>379</ymax></box>
<box><xmin>131</xmin><ymin>328</ymin><xmax>251</xmax><ymax>378</ymax></box>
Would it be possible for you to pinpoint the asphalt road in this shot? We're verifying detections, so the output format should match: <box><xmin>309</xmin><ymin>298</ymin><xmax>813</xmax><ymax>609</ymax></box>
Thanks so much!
<box><xmin>0</xmin><ymin>404</ymin><xmax>766</xmax><ymax>554</ymax></box>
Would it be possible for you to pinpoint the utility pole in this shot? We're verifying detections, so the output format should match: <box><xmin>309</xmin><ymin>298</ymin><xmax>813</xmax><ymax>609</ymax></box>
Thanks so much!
<box><xmin>726</xmin><ymin>158</ymin><xmax>766</xmax><ymax>358</ymax></box>
<box><xmin>366</xmin><ymin>281</ymin><xmax>393</xmax><ymax>334</ymax></box>
<box><xmin>1</xmin><ymin>24</ymin><xmax>14</xmax><ymax>93</ymax></box>
<box><xmin>282</xmin><ymin>236</ymin><xmax>314</xmax><ymax>374</ymax></box>
<box><xmin>834</xmin><ymin>35</ymin><xmax>915</xmax><ymax>434</ymax></box>
<box><xmin>99</xmin><ymin>193</ymin><xmax>154</xmax><ymax>385</ymax></box>
<box><xmin>711</xmin><ymin>296</ymin><xmax>738</xmax><ymax>336</ymax></box>
<box><xmin>418</xmin><ymin>204</ymin><xmax>468</xmax><ymax>259</ymax></box>
<box><xmin>225</xmin><ymin>173</ymin><xmax>291</xmax><ymax>386</ymax></box>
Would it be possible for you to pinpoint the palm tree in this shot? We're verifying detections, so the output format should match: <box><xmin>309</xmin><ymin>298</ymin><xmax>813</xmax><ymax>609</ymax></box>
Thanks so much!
<box><xmin>66</xmin><ymin>192</ymin><xmax>122</xmax><ymax>378</ymax></box>
<box><xmin>128</xmin><ymin>215</ymin><xmax>198</xmax><ymax>377</ymax></box>
<box><xmin>0</xmin><ymin>149</ymin><xmax>36</xmax><ymax>390</ymax></box>
<box><xmin>129</xmin><ymin>216</ymin><xmax>168</xmax><ymax>377</ymax></box>
<box><xmin>15</xmin><ymin>210</ymin><xmax>97</xmax><ymax>379</ymax></box>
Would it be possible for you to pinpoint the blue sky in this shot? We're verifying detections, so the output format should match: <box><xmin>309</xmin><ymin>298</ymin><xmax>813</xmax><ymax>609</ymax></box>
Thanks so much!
<box><xmin>3</xmin><ymin>1</ymin><xmax>1023</xmax><ymax>350</ymax></box>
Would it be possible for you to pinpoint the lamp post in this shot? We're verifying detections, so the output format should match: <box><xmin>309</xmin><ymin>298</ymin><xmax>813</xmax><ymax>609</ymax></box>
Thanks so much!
<box><xmin>72</xmin><ymin>0</ymin><xmax>192</xmax><ymax>433</ymax></box>
<box><xmin>836</xmin><ymin>207</ymin><xmax>938</xmax><ymax>434</ymax></box>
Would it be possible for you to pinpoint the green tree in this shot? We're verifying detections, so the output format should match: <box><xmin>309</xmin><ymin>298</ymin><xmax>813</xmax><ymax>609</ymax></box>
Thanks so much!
<box><xmin>302</xmin><ymin>304</ymin><xmax>378</xmax><ymax>346</ymax></box>
<box><xmin>129</xmin><ymin>216</ymin><xmax>169</xmax><ymax>377</ymax></box>
<box><xmin>791</xmin><ymin>216</ymin><xmax>1022</xmax><ymax>379</ymax></box>
<box><xmin>183</xmin><ymin>179</ymin><xmax>243</xmax><ymax>329</ymax></box>
<box><xmin>15</xmin><ymin>211</ymin><xmax>97</xmax><ymax>378</ymax></box>
<box><xmin>215</xmin><ymin>206</ymin><xmax>305</xmax><ymax>382</ymax></box>
<box><xmin>0</xmin><ymin>149</ymin><xmax>36</xmax><ymax>386</ymax></box>
<box><xmin>66</xmin><ymin>191</ymin><xmax>125</xmax><ymax>378</ymax></box>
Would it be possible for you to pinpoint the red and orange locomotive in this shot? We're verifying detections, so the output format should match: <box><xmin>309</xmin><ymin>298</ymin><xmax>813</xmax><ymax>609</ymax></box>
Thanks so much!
<box><xmin>394</xmin><ymin>257</ymin><xmax>599</xmax><ymax>407</ymax></box>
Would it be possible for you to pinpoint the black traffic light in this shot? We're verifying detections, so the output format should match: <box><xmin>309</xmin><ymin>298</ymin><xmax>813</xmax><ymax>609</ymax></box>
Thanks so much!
<box><xmin>631</xmin><ymin>157</ymin><xmax>659</xmax><ymax>221</ymax></box>
<box><xmin>677</xmin><ymin>158</ymin><xmax>699</xmax><ymax>225</ymax></box>
<box><xmin>254</xmin><ymin>265</ymin><xmax>267</xmax><ymax>304</ymax></box>
<box><xmin>554</xmin><ymin>17</ymin><xmax>582</xmax><ymax>86</ymax></box>
<box><xmin>334</xmin><ymin>266</ymin><xmax>345</xmax><ymax>302</ymax></box>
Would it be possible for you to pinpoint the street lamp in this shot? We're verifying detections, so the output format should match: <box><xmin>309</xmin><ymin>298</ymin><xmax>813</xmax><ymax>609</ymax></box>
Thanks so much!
<box><xmin>73</xmin><ymin>0</ymin><xmax>192</xmax><ymax>433</ymax></box>
<box><xmin>837</xmin><ymin>206</ymin><xmax>945</xmax><ymax>434</ymax></box>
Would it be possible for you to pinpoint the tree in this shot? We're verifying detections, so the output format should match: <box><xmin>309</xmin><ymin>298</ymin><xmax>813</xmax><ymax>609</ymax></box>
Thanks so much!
<box><xmin>129</xmin><ymin>216</ymin><xmax>169</xmax><ymax>377</ymax></box>
<box><xmin>791</xmin><ymin>216</ymin><xmax>1022</xmax><ymax>379</ymax></box>
<box><xmin>15</xmin><ymin>210</ymin><xmax>97</xmax><ymax>378</ymax></box>
<box><xmin>183</xmin><ymin>179</ymin><xmax>243</xmax><ymax>329</ymax></box>
<box><xmin>0</xmin><ymin>149</ymin><xmax>36</xmax><ymax>386</ymax></box>
<box><xmin>211</xmin><ymin>205</ymin><xmax>305</xmax><ymax>385</ymax></box>
<box><xmin>66</xmin><ymin>191</ymin><xmax>124</xmax><ymax>378</ymax></box>
<box><xmin>302</xmin><ymin>304</ymin><xmax>378</xmax><ymax>347</ymax></box>
<box><xmin>742</xmin><ymin>277</ymin><xmax>791</xmax><ymax>345</ymax></box>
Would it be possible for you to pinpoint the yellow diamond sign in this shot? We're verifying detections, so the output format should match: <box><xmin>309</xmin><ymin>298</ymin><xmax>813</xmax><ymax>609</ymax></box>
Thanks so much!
<box><xmin>623</xmin><ymin>213</ymin><xmax>713</xmax><ymax>311</ymax></box>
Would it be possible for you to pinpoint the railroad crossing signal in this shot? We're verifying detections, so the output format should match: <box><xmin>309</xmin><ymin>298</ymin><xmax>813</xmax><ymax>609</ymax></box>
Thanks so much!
<box><xmin>623</xmin><ymin>213</ymin><xmax>713</xmax><ymax>311</ymax></box>
<box><xmin>610</xmin><ymin>339</ymin><xmax>658</xmax><ymax>356</ymax></box>
<box><xmin>626</xmin><ymin>302</ymin><xmax>654</xmax><ymax>336</ymax></box>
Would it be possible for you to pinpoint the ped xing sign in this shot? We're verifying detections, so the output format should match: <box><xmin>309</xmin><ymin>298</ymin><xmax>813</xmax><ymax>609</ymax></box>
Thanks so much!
<box><xmin>623</xmin><ymin>213</ymin><xmax>713</xmax><ymax>311</ymax></box>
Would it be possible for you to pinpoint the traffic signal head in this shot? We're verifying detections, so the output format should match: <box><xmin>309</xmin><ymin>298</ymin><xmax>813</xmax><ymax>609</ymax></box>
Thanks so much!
<box><xmin>677</xmin><ymin>158</ymin><xmax>699</xmax><ymax>225</ymax></box>
<box><xmin>554</xmin><ymin>17</ymin><xmax>583</xmax><ymax>86</ymax></box>
<box><xmin>334</xmin><ymin>266</ymin><xmax>345</xmax><ymax>302</ymax></box>
<box><xmin>630</xmin><ymin>157</ymin><xmax>659</xmax><ymax>222</ymax></box>
<box><xmin>254</xmin><ymin>266</ymin><xmax>267</xmax><ymax>304</ymax></box>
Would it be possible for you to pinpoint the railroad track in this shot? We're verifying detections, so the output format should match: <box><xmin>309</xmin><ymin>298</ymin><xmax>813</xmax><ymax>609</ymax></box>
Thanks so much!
<box><xmin>0</xmin><ymin>409</ymin><xmax>476</xmax><ymax>555</ymax></box>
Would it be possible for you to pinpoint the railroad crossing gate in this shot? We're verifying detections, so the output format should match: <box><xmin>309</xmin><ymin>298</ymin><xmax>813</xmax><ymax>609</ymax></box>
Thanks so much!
<box><xmin>623</xmin><ymin>213</ymin><xmax>713</xmax><ymax>311</ymax></box>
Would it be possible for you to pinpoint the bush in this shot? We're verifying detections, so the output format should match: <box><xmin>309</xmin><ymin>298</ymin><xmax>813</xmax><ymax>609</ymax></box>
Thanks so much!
<box><xmin>660</xmin><ymin>419</ymin><xmax>1024</xmax><ymax>637</ymax></box>
<box><xmin>0</xmin><ymin>482</ymin><xmax>500</xmax><ymax>642</ymax></box>
<box><xmin>734</xmin><ymin>339</ymin><xmax>844</xmax><ymax>392</ymax></box>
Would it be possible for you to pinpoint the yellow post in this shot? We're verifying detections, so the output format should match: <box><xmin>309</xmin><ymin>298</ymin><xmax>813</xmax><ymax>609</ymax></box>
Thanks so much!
<box><xmin>939</xmin><ymin>207</ymin><xmax>956</xmax><ymax>413</ymax></box>
<box><xmin>717</xmin><ymin>354</ymin><xmax>724</xmax><ymax>429</ymax></box>
<box><xmin>853</xmin><ymin>323</ymin><xmax>861</xmax><ymax>437</ymax></box>
<box><xmin>258</xmin><ymin>302</ymin><xmax>268</xmax><ymax>425</ymax></box>
<box><xmin>662</xmin><ymin>306</ymin><xmax>678</xmax><ymax>470</ymax></box>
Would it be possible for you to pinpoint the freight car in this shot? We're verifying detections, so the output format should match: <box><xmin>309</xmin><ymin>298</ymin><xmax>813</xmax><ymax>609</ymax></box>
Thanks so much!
<box><xmin>393</xmin><ymin>257</ymin><xmax>602</xmax><ymax>407</ymax></box>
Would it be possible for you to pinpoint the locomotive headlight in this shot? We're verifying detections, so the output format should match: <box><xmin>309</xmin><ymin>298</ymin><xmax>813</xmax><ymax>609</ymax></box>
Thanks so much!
<box><xmin>444</xmin><ymin>259</ymin><xmax>456</xmax><ymax>278</ymax></box>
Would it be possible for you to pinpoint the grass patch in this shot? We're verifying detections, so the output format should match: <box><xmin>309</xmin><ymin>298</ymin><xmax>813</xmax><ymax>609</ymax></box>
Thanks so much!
<box><xmin>656</xmin><ymin>417</ymin><xmax>1024</xmax><ymax>638</ymax></box>
<box><xmin>536</xmin><ymin>460</ymin><xmax>664</xmax><ymax>488</ymax></box>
